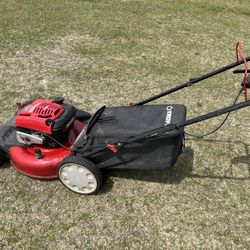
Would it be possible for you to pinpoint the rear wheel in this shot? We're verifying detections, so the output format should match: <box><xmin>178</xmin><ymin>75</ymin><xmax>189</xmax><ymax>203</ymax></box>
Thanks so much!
<box><xmin>58</xmin><ymin>156</ymin><xmax>102</xmax><ymax>195</ymax></box>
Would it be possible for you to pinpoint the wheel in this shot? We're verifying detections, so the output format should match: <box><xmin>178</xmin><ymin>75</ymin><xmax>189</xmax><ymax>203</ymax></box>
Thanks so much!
<box><xmin>58</xmin><ymin>156</ymin><xmax>103</xmax><ymax>195</ymax></box>
<box><xmin>0</xmin><ymin>149</ymin><xmax>6</xmax><ymax>166</ymax></box>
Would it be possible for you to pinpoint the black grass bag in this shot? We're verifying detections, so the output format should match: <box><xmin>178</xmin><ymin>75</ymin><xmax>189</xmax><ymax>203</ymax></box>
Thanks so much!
<box><xmin>72</xmin><ymin>104</ymin><xmax>186</xmax><ymax>170</ymax></box>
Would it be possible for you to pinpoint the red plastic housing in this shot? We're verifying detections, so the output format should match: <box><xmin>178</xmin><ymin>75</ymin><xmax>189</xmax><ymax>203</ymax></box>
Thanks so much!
<box><xmin>10</xmin><ymin>120</ymin><xmax>85</xmax><ymax>179</ymax></box>
<box><xmin>16</xmin><ymin>100</ymin><xmax>64</xmax><ymax>135</ymax></box>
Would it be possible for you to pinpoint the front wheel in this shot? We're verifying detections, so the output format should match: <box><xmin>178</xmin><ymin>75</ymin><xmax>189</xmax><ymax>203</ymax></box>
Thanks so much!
<box><xmin>58</xmin><ymin>156</ymin><xmax>103</xmax><ymax>195</ymax></box>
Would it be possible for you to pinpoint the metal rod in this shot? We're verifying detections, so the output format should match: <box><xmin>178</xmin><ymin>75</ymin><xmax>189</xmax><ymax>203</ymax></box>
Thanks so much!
<box><xmin>134</xmin><ymin>56</ymin><xmax>250</xmax><ymax>105</ymax></box>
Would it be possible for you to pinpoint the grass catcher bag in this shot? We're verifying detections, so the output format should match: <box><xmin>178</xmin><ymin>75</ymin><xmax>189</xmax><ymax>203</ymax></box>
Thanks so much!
<box><xmin>72</xmin><ymin>104</ymin><xmax>186</xmax><ymax>170</ymax></box>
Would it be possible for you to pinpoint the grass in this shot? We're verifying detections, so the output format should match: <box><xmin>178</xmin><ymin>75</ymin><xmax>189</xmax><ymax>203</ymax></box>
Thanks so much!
<box><xmin>0</xmin><ymin>0</ymin><xmax>250</xmax><ymax>249</ymax></box>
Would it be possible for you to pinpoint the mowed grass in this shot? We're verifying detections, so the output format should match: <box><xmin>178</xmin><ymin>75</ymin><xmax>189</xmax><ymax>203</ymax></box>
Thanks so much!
<box><xmin>0</xmin><ymin>0</ymin><xmax>250</xmax><ymax>249</ymax></box>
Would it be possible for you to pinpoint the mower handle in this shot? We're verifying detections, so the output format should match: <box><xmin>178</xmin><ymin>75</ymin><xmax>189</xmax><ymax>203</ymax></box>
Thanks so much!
<box><xmin>135</xmin><ymin>56</ymin><xmax>250</xmax><ymax>105</ymax></box>
<box><xmin>233</xmin><ymin>69</ymin><xmax>250</xmax><ymax>74</ymax></box>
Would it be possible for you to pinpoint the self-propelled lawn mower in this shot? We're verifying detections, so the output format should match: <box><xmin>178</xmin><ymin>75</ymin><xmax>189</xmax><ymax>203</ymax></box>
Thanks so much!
<box><xmin>0</xmin><ymin>44</ymin><xmax>250</xmax><ymax>195</ymax></box>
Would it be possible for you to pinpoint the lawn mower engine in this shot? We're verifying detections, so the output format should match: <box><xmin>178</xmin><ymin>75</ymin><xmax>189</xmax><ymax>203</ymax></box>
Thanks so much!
<box><xmin>9</xmin><ymin>98</ymin><xmax>88</xmax><ymax>179</ymax></box>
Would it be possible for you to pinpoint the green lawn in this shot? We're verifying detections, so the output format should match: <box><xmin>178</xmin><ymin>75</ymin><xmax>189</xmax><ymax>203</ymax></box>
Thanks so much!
<box><xmin>0</xmin><ymin>0</ymin><xmax>250</xmax><ymax>249</ymax></box>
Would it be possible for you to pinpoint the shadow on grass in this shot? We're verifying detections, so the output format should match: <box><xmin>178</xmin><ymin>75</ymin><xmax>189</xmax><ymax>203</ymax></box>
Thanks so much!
<box><xmin>0</xmin><ymin>161</ymin><xmax>10</xmax><ymax>169</ymax></box>
<box><xmin>186</xmin><ymin>137</ymin><xmax>250</xmax><ymax>181</ymax></box>
<box><xmin>100</xmin><ymin>138</ymin><xmax>250</xmax><ymax>193</ymax></box>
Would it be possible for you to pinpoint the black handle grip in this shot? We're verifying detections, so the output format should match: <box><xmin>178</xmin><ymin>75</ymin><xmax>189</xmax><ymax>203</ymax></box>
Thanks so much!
<box><xmin>233</xmin><ymin>69</ymin><xmax>250</xmax><ymax>74</ymax></box>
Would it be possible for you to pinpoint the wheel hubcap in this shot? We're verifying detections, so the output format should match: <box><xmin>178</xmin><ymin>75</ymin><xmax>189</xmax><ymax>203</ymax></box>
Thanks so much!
<box><xmin>59</xmin><ymin>163</ymin><xmax>97</xmax><ymax>194</ymax></box>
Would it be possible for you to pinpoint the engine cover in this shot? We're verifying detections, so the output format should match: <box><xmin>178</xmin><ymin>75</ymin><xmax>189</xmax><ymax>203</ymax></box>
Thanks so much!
<box><xmin>15</xmin><ymin>99</ymin><xmax>76</xmax><ymax>136</ymax></box>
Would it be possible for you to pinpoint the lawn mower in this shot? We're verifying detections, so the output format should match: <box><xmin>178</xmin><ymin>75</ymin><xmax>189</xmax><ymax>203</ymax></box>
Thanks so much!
<box><xmin>0</xmin><ymin>44</ymin><xmax>250</xmax><ymax>195</ymax></box>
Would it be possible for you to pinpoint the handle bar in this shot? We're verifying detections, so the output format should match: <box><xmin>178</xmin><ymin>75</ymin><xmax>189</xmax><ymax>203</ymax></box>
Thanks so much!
<box><xmin>135</xmin><ymin>56</ymin><xmax>250</xmax><ymax>105</ymax></box>
<box><xmin>233</xmin><ymin>69</ymin><xmax>250</xmax><ymax>74</ymax></box>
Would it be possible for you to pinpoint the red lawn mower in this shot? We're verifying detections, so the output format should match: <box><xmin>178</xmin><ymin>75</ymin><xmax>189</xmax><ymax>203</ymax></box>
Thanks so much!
<box><xmin>0</xmin><ymin>44</ymin><xmax>250</xmax><ymax>194</ymax></box>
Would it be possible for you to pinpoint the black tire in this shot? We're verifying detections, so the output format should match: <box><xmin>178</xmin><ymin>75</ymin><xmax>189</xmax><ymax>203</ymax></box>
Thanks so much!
<box><xmin>58</xmin><ymin>156</ymin><xmax>103</xmax><ymax>195</ymax></box>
